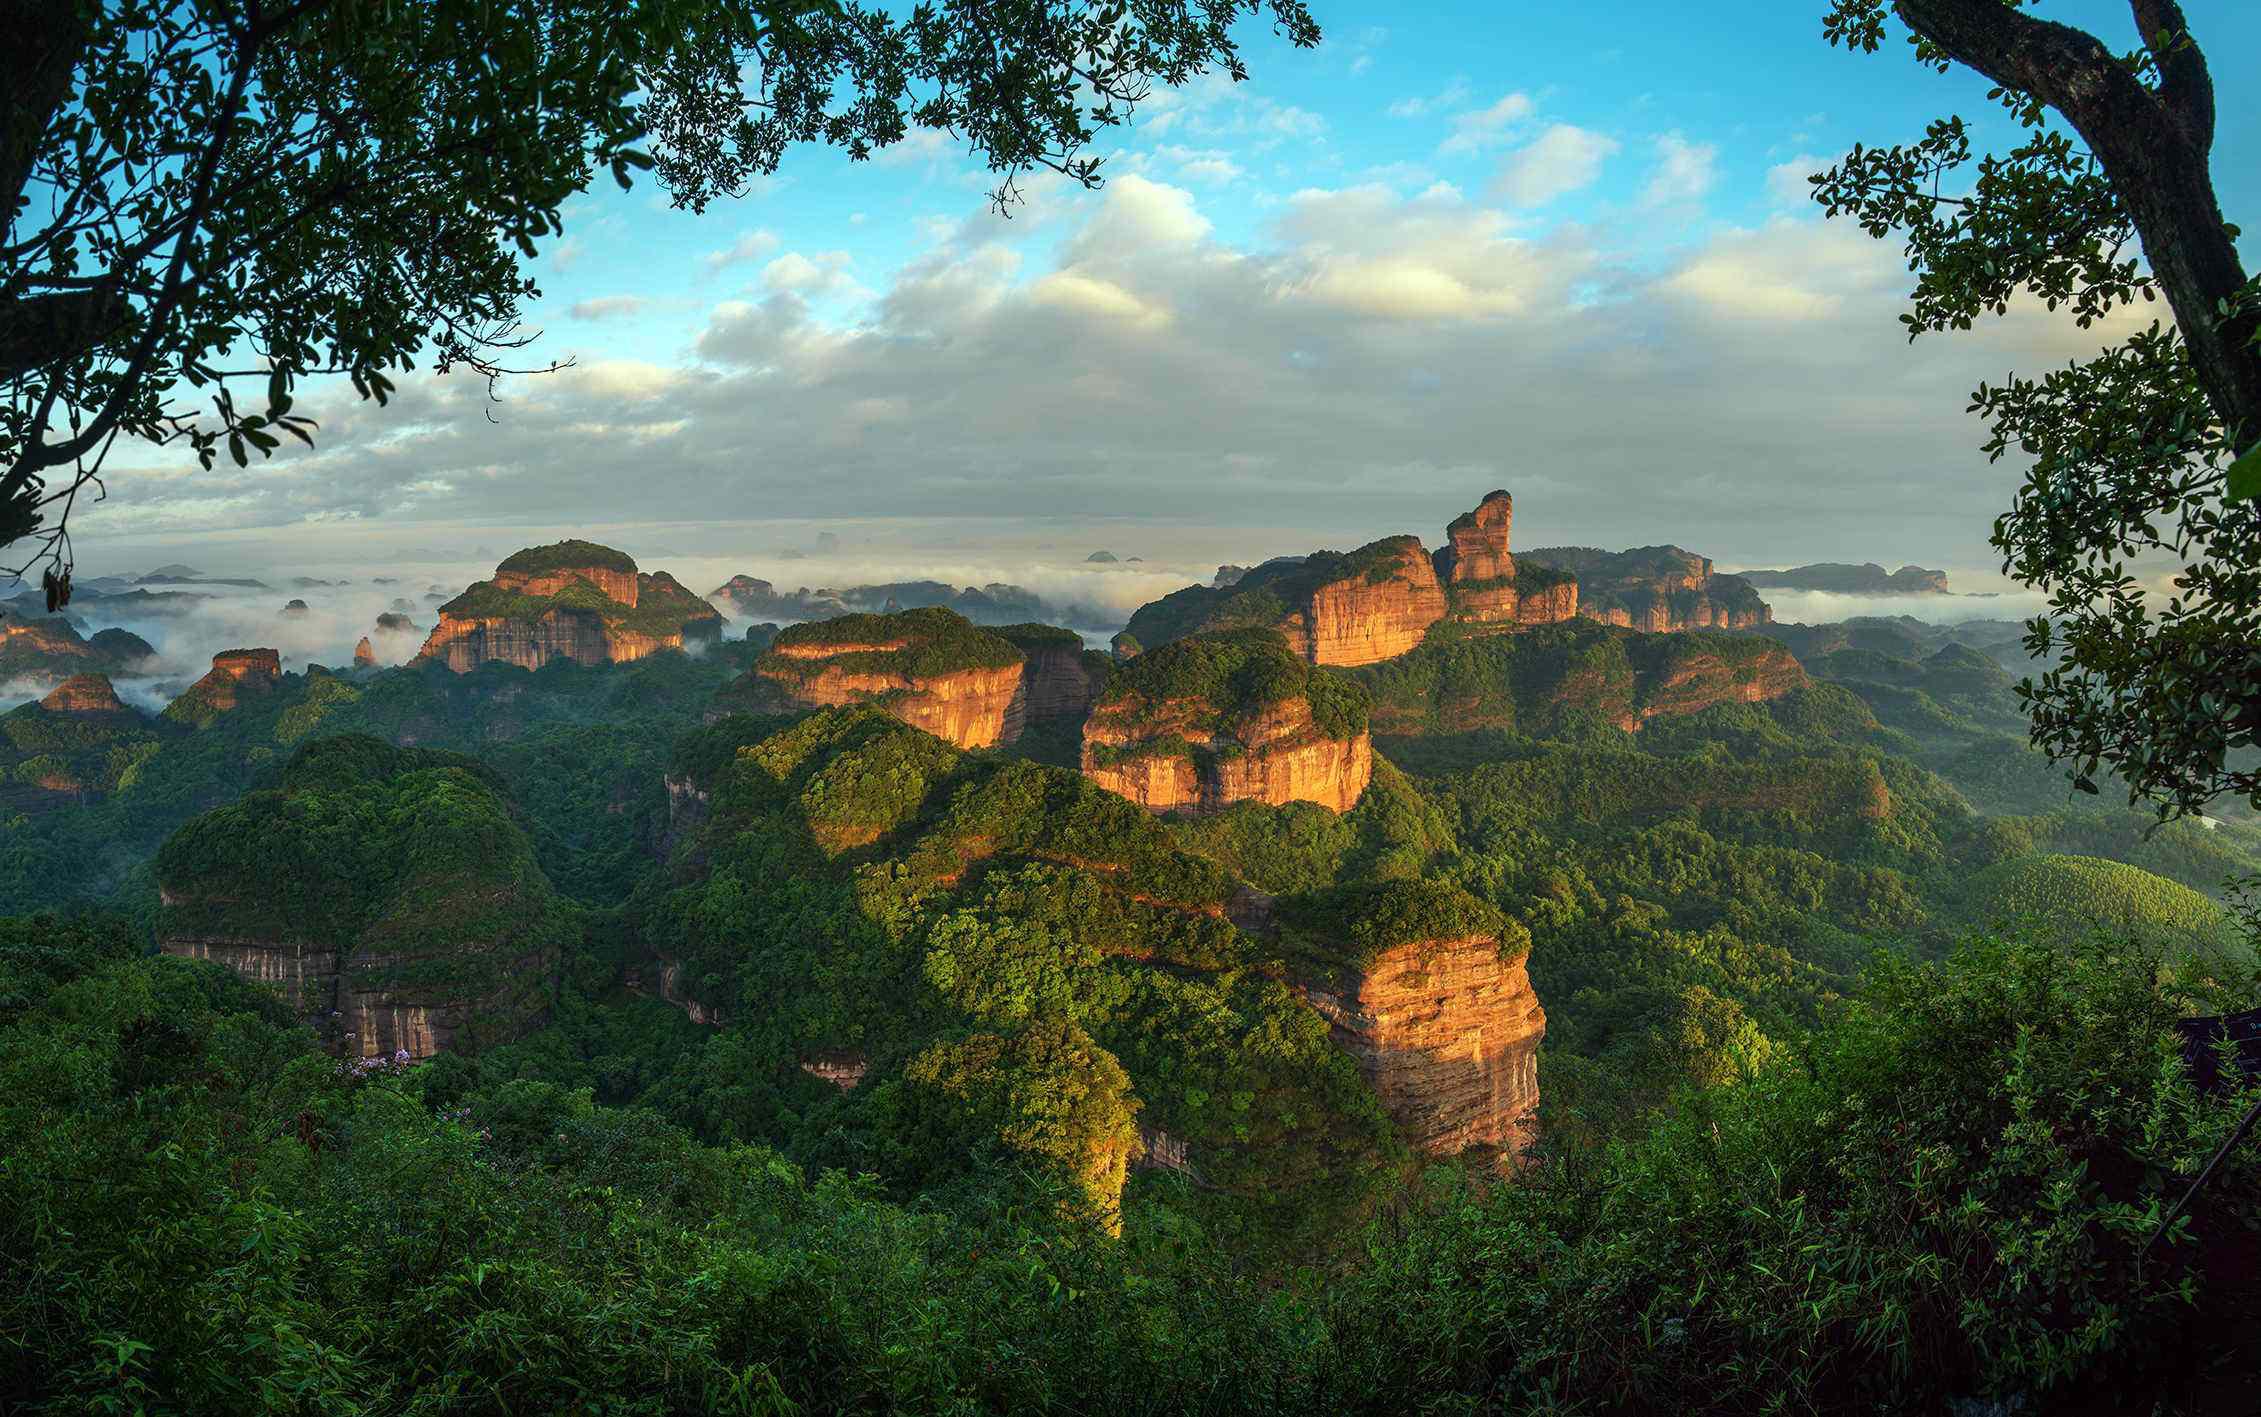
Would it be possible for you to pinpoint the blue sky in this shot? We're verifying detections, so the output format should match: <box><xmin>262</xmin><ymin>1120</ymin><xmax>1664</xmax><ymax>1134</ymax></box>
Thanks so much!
<box><xmin>98</xmin><ymin>0</ymin><xmax>2261</xmax><ymax>603</ymax></box>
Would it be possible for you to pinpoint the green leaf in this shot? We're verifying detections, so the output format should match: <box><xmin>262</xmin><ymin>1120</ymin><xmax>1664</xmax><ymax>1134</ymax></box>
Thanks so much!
<box><xmin>2228</xmin><ymin>441</ymin><xmax>2261</xmax><ymax>504</ymax></box>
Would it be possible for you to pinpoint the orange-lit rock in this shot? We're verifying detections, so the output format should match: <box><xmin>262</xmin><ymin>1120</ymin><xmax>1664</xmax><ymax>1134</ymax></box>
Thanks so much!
<box><xmin>1081</xmin><ymin>631</ymin><xmax>1373</xmax><ymax>814</ymax></box>
<box><xmin>416</xmin><ymin>546</ymin><xmax>724</xmax><ymax>672</ymax></box>
<box><xmin>1296</xmin><ymin>935</ymin><xmax>1545</xmax><ymax>1161</ymax></box>
<box><xmin>1514</xmin><ymin>576</ymin><xmax>1579</xmax><ymax>625</ymax></box>
<box><xmin>353</xmin><ymin>636</ymin><xmax>377</xmax><ymax>668</ymax></box>
<box><xmin>742</xmin><ymin>608</ymin><xmax>1029</xmax><ymax>749</ymax></box>
<box><xmin>1520</xmin><ymin>545</ymin><xmax>1772</xmax><ymax>633</ymax></box>
<box><xmin>1284</xmin><ymin>537</ymin><xmax>1447</xmax><ymax>666</ymax></box>
<box><xmin>165</xmin><ymin>648</ymin><xmax>283</xmax><ymax>722</ymax></box>
<box><xmin>40</xmin><ymin>672</ymin><xmax>129</xmax><ymax>715</ymax></box>
<box><xmin>1439</xmin><ymin>489</ymin><xmax>1516</xmax><ymax>582</ymax></box>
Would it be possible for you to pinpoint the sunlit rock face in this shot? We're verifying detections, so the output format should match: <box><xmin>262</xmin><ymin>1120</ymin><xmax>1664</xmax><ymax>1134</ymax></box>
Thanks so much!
<box><xmin>737</xmin><ymin>607</ymin><xmax>1030</xmax><ymax>749</ymax></box>
<box><xmin>1083</xmin><ymin>697</ymin><xmax>1373</xmax><ymax>815</ymax></box>
<box><xmin>353</xmin><ymin>636</ymin><xmax>377</xmax><ymax>668</ymax></box>
<box><xmin>1080</xmin><ymin>629</ymin><xmax>1372</xmax><ymax>815</ymax></box>
<box><xmin>415</xmin><ymin>542</ymin><xmax>724</xmax><ymax>672</ymax></box>
<box><xmin>1518</xmin><ymin>545</ymin><xmax>1772</xmax><ymax>633</ymax></box>
<box><xmin>1282</xmin><ymin>536</ymin><xmax>1449</xmax><ymax>667</ymax></box>
<box><xmin>1296</xmin><ymin>934</ymin><xmax>1545</xmax><ymax>1162</ymax></box>
<box><xmin>163</xmin><ymin>648</ymin><xmax>284</xmax><ymax>724</ymax></box>
<box><xmin>40</xmin><ymin>672</ymin><xmax>129</xmax><ymax>715</ymax></box>
<box><xmin>1117</xmin><ymin>536</ymin><xmax>1448</xmax><ymax>668</ymax></box>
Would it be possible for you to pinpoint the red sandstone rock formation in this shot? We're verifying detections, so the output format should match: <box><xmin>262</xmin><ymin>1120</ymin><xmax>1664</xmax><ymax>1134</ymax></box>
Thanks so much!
<box><xmin>165</xmin><ymin>648</ymin><xmax>283</xmax><ymax>721</ymax></box>
<box><xmin>745</xmin><ymin>608</ymin><xmax>1029</xmax><ymax>749</ymax></box>
<box><xmin>995</xmin><ymin>625</ymin><xmax>1104</xmax><ymax>721</ymax></box>
<box><xmin>40</xmin><ymin>672</ymin><xmax>129</xmax><ymax>715</ymax></box>
<box><xmin>1514</xmin><ymin>577</ymin><xmax>1579</xmax><ymax>625</ymax></box>
<box><xmin>415</xmin><ymin>546</ymin><xmax>724</xmax><ymax>672</ymax></box>
<box><xmin>1281</xmin><ymin>537</ymin><xmax>1448</xmax><ymax>666</ymax></box>
<box><xmin>1632</xmin><ymin>638</ymin><xmax>1808</xmax><ymax>725</ymax></box>
<box><xmin>1296</xmin><ymin>935</ymin><xmax>1545</xmax><ymax>1161</ymax></box>
<box><xmin>1519</xmin><ymin>545</ymin><xmax>1772</xmax><ymax>634</ymax></box>
<box><xmin>1082</xmin><ymin>693</ymin><xmax>1372</xmax><ymax>815</ymax></box>
<box><xmin>159</xmin><ymin>926</ymin><xmax>552</xmax><ymax>1062</ymax></box>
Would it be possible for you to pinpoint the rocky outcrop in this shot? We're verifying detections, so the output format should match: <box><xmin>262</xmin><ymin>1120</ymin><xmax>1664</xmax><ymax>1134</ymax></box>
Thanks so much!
<box><xmin>1739</xmin><ymin>562</ymin><xmax>1951</xmax><ymax>595</ymax></box>
<box><xmin>40</xmin><ymin>672</ymin><xmax>130</xmax><ymax>716</ymax></box>
<box><xmin>800</xmin><ymin>1053</ymin><xmax>869</xmax><ymax>1090</ymax></box>
<box><xmin>995</xmin><ymin>624</ymin><xmax>1104</xmax><ymax>721</ymax></box>
<box><xmin>155</xmin><ymin>737</ymin><xmax>564</xmax><ymax>1061</ymax></box>
<box><xmin>1633</xmin><ymin>635</ymin><xmax>1808</xmax><ymax>725</ymax></box>
<box><xmin>1355</xmin><ymin>621</ymin><xmax>1808</xmax><ymax>739</ymax></box>
<box><xmin>1118</xmin><ymin>537</ymin><xmax>1446</xmax><ymax>668</ymax></box>
<box><xmin>353</xmin><ymin>636</ymin><xmax>377</xmax><ymax>668</ymax></box>
<box><xmin>1082</xmin><ymin>629</ymin><xmax>1373</xmax><ymax>815</ymax></box>
<box><xmin>1286</xmin><ymin>537</ymin><xmax>1447</xmax><ymax>666</ymax></box>
<box><xmin>161</xmin><ymin>930</ymin><xmax>554</xmax><ymax>1061</ymax></box>
<box><xmin>164</xmin><ymin>649</ymin><xmax>283</xmax><ymax>724</ymax></box>
<box><xmin>1514</xmin><ymin>572</ymin><xmax>1579</xmax><ymax>625</ymax></box>
<box><xmin>0</xmin><ymin>616</ymin><xmax>158</xmax><ymax>680</ymax></box>
<box><xmin>1296</xmin><ymin>934</ymin><xmax>1545</xmax><ymax>1161</ymax></box>
<box><xmin>417</xmin><ymin>544</ymin><xmax>725</xmax><ymax>672</ymax></box>
<box><xmin>1519</xmin><ymin>545</ymin><xmax>1772</xmax><ymax>633</ymax></box>
<box><xmin>740</xmin><ymin>607</ymin><xmax>1029</xmax><ymax>749</ymax></box>
<box><xmin>492</xmin><ymin>541</ymin><xmax>641</xmax><ymax>606</ymax></box>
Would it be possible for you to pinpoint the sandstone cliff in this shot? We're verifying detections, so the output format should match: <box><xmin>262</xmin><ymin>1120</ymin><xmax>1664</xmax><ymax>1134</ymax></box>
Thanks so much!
<box><xmin>163</xmin><ymin>648</ymin><xmax>283</xmax><ymax>726</ymax></box>
<box><xmin>416</xmin><ymin>542</ymin><xmax>725</xmax><ymax>672</ymax></box>
<box><xmin>1297</xmin><ymin>933</ymin><xmax>1545</xmax><ymax>1160</ymax></box>
<box><xmin>0</xmin><ymin>616</ymin><xmax>159</xmax><ymax>681</ymax></box>
<box><xmin>1117</xmin><ymin>536</ymin><xmax>1445</xmax><ymax>667</ymax></box>
<box><xmin>154</xmin><ymin>736</ymin><xmax>565</xmax><ymax>1061</ymax></box>
<box><xmin>737</xmin><ymin>606</ymin><xmax>1030</xmax><ymax>749</ymax></box>
<box><xmin>1519</xmin><ymin>545</ymin><xmax>1772</xmax><ymax>633</ymax></box>
<box><xmin>1082</xmin><ymin>629</ymin><xmax>1373</xmax><ymax>814</ymax></box>
<box><xmin>994</xmin><ymin>623</ymin><xmax>1106</xmax><ymax>721</ymax></box>
<box><xmin>40</xmin><ymin>672</ymin><xmax>131</xmax><ymax>716</ymax></box>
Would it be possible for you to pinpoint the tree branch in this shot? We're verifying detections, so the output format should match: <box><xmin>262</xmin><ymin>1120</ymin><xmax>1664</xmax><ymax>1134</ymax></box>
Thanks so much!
<box><xmin>7</xmin><ymin>38</ymin><xmax>259</xmax><ymax>491</ymax></box>
<box><xmin>2128</xmin><ymin>0</ymin><xmax>2214</xmax><ymax>151</ymax></box>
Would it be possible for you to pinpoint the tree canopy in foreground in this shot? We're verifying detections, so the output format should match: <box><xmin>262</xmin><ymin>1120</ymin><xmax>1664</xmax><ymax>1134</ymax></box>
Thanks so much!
<box><xmin>0</xmin><ymin>0</ymin><xmax>1319</xmax><ymax>574</ymax></box>
<box><xmin>1817</xmin><ymin>0</ymin><xmax>2260</xmax><ymax>819</ymax></box>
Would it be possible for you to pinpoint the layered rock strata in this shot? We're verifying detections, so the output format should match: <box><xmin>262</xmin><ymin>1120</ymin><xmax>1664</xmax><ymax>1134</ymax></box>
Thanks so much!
<box><xmin>1081</xmin><ymin>629</ymin><xmax>1372</xmax><ymax>814</ymax></box>
<box><xmin>41</xmin><ymin>672</ymin><xmax>131</xmax><ymax>715</ymax></box>
<box><xmin>741</xmin><ymin>607</ymin><xmax>1029</xmax><ymax>749</ymax></box>
<box><xmin>417</xmin><ymin>542</ymin><xmax>725</xmax><ymax>672</ymax></box>
<box><xmin>1296</xmin><ymin>934</ymin><xmax>1546</xmax><ymax>1160</ymax></box>
<box><xmin>1518</xmin><ymin>545</ymin><xmax>1771</xmax><ymax>633</ymax></box>
<box><xmin>1117</xmin><ymin>536</ymin><xmax>1446</xmax><ymax>667</ymax></box>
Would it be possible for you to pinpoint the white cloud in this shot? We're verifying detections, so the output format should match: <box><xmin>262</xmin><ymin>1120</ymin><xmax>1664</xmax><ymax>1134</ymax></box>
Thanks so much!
<box><xmin>1767</xmin><ymin>154</ymin><xmax>1826</xmax><ymax>208</ymax></box>
<box><xmin>1387</xmin><ymin>78</ymin><xmax>1470</xmax><ymax>119</ymax></box>
<box><xmin>1644</xmin><ymin>132</ymin><xmax>1719</xmax><ymax>206</ymax></box>
<box><xmin>761</xmin><ymin>250</ymin><xmax>863</xmax><ymax>299</ymax></box>
<box><xmin>1153</xmin><ymin>145</ymin><xmax>1246</xmax><ymax>185</ymax></box>
<box><xmin>1492</xmin><ymin>125</ymin><xmax>1620</xmax><ymax>207</ymax></box>
<box><xmin>567</xmin><ymin>295</ymin><xmax>648</xmax><ymax>322</ymax></box>
<box><xmin>91</xmin><ymin>180</ymin><xmax>2165</xmax><ymax>579</ymax></box>
<box><xmin>1439</xmin><ymin>93</ymin><xmax>1536</xmax><ymax>155</ymax></box>
<box><xmin>703</xmin><ymin>229</ymin><xmax>781</xmax><ymax>273</ymax></box>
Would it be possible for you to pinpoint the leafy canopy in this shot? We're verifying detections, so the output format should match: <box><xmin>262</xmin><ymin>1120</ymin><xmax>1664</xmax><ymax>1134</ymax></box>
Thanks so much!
<box><xmin>0</xmin><ymin>0</ymin><xmax>1319</xmax><ymax>572</ymax></box>
<box><xmin>1817</xmin><ymin>0</ymin><xmax>2260</xmax><ymax>819</ymax></box>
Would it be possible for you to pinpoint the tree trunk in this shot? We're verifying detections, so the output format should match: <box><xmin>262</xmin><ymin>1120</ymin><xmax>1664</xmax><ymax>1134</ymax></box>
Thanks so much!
<box><xmin>1</xmin><ymin>0</ymin><xmax>93</xmax><ymax>240</ymax></box>
<box><xmin>1893</xmin><ymin>0</ymin><xmax>2261</xmax><ymax>443</ymax></box>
